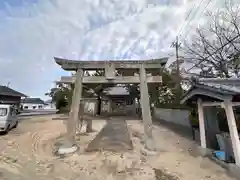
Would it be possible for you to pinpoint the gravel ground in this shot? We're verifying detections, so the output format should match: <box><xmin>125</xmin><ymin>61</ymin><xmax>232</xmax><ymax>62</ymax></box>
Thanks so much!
<box><xmin>0</xmin><ymin>115</ymin><xmax>236</xmax><ymax>180</ymax></box>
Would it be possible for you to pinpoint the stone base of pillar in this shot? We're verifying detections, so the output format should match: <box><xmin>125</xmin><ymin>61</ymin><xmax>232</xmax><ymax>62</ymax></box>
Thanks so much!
<box><xmin>56</xmin><ymin>142</ymin><xmax>78</xmax><ymax>155</ymax></box>
<box><xmin>144</xmin><ymin>138</ymin><xmax>157</xmax><ymax>151</ymax></box>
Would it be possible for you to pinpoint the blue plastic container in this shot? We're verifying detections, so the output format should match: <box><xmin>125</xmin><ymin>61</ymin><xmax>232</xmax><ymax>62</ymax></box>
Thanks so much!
<box><xmin>214</xmin><ymin>151</ymin><xmax>226</xmax><ymax>161</ymax></box>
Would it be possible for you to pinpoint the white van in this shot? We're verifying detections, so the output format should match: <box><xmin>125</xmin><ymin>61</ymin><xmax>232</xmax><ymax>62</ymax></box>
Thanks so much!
<box><xmin>0</xmin><ymin>104</ymin><xmax>18</xmax><ymax>133</ymax></box>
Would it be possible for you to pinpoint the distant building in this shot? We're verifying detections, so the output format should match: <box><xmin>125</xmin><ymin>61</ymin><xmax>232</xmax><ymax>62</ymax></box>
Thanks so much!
<box><xmin>0</xmin><ymin>85</ymin><xmax>27</xmax><ymax>106</ymax></box>
<box><xmin>44</xmin><ymin>99</ymin><xmax>56</xmax><ymax>110</ymax></box>
<box><xmin>21</xmin><ymin>98</ymin><xmax>45</xmax><ymax>110</ymax></box>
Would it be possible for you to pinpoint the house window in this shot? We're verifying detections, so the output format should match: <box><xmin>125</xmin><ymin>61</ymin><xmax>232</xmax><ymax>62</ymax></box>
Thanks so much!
<box><xmin>38</xmin><ymin>105</ymin><xmax>42</xmax><ymax>109</ymax></box>
<box><xmin>24</xmin><ymin>106</ymin><xmax>28</xmax><ymax>109</ymax></box>
<box><xmin>33</xmin><ymin>106</ymin><xmax>36</xmax><ymax>109</ymax></box>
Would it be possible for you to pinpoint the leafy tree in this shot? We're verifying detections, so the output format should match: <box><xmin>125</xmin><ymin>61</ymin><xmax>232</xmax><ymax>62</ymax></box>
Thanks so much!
<box><xmin>124</xmin><ymin>68</ymin><xmax>182</xmax><ymax>110</ymax></box>
<box><xmin>45</xmin><ymin>83</ymin><xmax>72</xmax><ymax>111</ymax></box>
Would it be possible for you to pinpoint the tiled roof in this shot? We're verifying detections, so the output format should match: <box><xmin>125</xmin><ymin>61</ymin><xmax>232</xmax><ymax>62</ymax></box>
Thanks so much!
<box><xmin>21</xmin><ymin>98</ymin><xmax>45</xmax><ymax>104</ymax></box>
<box><xmin>103</xmin><ymin>86</ymin><xmax>129</xmax><ymax>96</ymax></box>
<box><xmin>181</xmin><ymin>78</ymin><xmax>240</xmax><ymax>104</ymax></box>
<box><xmin>0</xmin><ymin>86</ymin><xmax>27</xmax><ymax>97</ymax></box>
<box><xmin>197</xmin><ymin>78</ymin><xmax>240</xmax><ymax>94</ymax></box>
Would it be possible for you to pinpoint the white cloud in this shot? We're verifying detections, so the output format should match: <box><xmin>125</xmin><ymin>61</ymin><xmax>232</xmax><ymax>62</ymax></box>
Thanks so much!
<box><xmin>0</xmin><ymin>0</ymin><xmax>220</xmax><ymax>98</ymax></box>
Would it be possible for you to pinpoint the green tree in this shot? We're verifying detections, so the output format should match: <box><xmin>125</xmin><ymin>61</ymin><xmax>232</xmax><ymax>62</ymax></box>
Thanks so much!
<box><xmin>124</xmin><ymin>69</ymin><xmax>182</xmax><ymax>109</ymax></box>
<box><xmin>45</xmin><ymin>83</ymin><xmax>72</xmax><ymax>111</ymax></box>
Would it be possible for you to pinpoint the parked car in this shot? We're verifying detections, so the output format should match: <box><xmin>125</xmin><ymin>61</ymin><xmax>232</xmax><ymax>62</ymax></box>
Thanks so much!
<box><xmin>0</xmin><ymin>104</ymin><xmax>18</xmax><ymax>134</ymax></box>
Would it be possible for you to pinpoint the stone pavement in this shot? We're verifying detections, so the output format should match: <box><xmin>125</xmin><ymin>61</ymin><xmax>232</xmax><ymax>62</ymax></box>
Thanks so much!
<box><xmin>86</xmin><ymin>118</ymin><xmax>133</xmax><ymax>152</ymax></box>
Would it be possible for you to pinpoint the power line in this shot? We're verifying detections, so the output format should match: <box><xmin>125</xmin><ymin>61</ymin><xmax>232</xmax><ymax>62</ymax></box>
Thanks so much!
<box><xmin>171</xmin><ymin>0</ymin><xmax>214</xmax><ymax>84</ymax></box>
<box><xmin>185</xmin><ymin>34</ymin><xmax>240</xmax><ymax>73</ymax></box>
<box><xmin>178</xmin><ymin>0</ymin><xmax>206</xmax><ymax>37</ymax></box>
<box><xmin>181</xmin><ymin>0</ymin><xmax>213</xmax><ymax>41</ymax></box>
<box><xmin>177</xmin><ymin>3</ymin><xmax>197</xmax><ymax>37</ymax></box>
<box><xmin>179</xmin><ymin>0</ymin><xmax>213</xmax><ymax>74</ymax></box>
<box><xmin>172</xmin><ymin>0</ymin><xmax>210</xmax><ymax>51</ymax></box>
<box><xmin>170</xmin><ymin>0</ymin><xmax>207</xmax><ymax>88</ymax></box>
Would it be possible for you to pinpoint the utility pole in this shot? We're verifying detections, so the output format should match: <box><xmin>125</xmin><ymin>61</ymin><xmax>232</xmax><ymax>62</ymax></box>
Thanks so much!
<box><xmin>170</xmin><ymin>36</ymin><xmax>182</xmax><ymax>103</ymax></box>
<box><xmin>171</xmin><ymin>36</ymin><xmax>181</xmax><ymax>90</ymax></box>
<box><xmin>175</xmin><ymin>36</ymin><xmax>181</xmax><ymax>90</ymax></box>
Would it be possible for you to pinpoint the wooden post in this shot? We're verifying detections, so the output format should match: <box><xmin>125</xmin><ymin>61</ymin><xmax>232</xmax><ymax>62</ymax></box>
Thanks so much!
<box><xmin>223</xmin><ymin>100</ymin><xmax>240</xmax><ymax>166</ymax></box>
<box><xmin>197</xmin><ymin>98</ymin><xmax>207</xmax><ymax>148</ymax></box>
<box><xmin>67</xmin><ymin>68</ymin><xmax>83</xmax><ymax>146</ymax></box>
<box><xmin>139</xmin><ymin>64</ymin><xmax>155</xmax><ymax>150</ymax></box>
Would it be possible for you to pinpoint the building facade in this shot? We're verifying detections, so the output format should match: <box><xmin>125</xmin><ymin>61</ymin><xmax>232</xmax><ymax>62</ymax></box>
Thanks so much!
<box><xmin>21</xmin><ymin>98</ymin><xmax>45</xmax><ymax>110</ymax></box>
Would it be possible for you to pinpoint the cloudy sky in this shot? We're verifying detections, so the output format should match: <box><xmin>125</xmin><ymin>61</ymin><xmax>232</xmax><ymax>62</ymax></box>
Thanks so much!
<box><xmin>0</xmin><ymin>0</ymin><xmax>227</xmax><ymax>100</ymax></box>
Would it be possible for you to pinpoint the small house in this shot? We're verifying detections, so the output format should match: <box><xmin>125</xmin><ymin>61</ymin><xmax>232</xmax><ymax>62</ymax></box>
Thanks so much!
<box><xmin>21</xmin><ymin>98</ymin><xmax>46</xmax><ymax>110</ymax></box>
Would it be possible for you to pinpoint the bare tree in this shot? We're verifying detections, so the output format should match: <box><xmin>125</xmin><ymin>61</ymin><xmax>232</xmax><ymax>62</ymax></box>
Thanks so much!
<box><xmin>184</xmin><ymin>1</ymin><xmax>240</xmax><ymax>78</ymax></box>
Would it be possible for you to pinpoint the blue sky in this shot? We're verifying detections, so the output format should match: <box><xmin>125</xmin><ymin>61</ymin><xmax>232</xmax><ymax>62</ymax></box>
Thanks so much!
<box><xmin>0</xmin><ymin>0</ymin><xmax>36</xmax><ymax>8</ymax></box>
<box><xmin>0</xmin><ymin>0</ymin><xmax>222</xmax><ymax>100</ymax></box>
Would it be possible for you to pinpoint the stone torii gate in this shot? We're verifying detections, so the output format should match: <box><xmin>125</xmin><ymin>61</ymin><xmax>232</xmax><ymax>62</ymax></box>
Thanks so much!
<box><xmin>55</xmin><ymin>57</ymin><xmax>168</xmax><ymax>154</ymax></box>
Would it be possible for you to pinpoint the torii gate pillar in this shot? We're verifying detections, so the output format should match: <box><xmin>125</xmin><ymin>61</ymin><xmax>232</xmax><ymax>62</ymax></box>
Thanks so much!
<box><xmin>139</xmin><ymin>64</ymin><xmax>155</xmax><ymax>150</ymax></box>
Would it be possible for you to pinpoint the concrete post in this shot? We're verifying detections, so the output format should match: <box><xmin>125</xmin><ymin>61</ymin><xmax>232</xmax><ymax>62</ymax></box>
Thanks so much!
<box><xmin>223</xmin><ymin>100</ymin><xmax>240</xmax><ymax>166</ymax></box>
<box><xmin>197</xmin><ymin>98</ymin><xmax>207</xmax><ymax>149</ymax></box>
<box><xmin>139</xmin><ymin>64</ymin><xmax>155</xmax><ymax>151</ymax></box>
<box><xmin>108</xmin><ymin>99</ymin><xmax>112</xmax><ymax>113</ymax></box>
<box><xmin>203</xmin><ymin>106</ymin><xmax>220</xmax><ymax>149</ymax></box>
<box><xmin>86</xmin><ymin>119</ymin><xmax>93</xmax><ymax>133</ymax></box>
<box><xmin>68</xmin><ymin>68</ymin><xmax>84</xmax><ymax>143</ymax></box>
<box><xmin>57</xmin><ymin>68</ymin><xmax>83</xmax><ymax>155</ymax></box>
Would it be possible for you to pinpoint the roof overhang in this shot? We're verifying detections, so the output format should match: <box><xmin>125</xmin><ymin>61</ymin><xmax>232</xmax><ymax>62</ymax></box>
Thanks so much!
<box><xmin>180</xmin><ymin>88</ymin><xmax>233</xmax><ymax>104</ymax></box>
<box><xmin>181</xmin><ymin>81</ymin><xmax>239</xmax><ymax>104</ymax></box>
<box><xmin>0</xmin><ymin>92</ymin><xmax>27</xmax><ymax>97</ymax></box>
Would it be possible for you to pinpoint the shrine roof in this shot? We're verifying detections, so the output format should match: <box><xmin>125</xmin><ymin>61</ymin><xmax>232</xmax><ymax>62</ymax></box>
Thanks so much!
<box><xmin>103</xmin><ymin>86</ymin><xmax>129</xmax><ymax>96</ymax></box>
<box><xmin>181</xmin><ymin>78</ymin><xmax>240</xmax><ymax>104</ymax></box>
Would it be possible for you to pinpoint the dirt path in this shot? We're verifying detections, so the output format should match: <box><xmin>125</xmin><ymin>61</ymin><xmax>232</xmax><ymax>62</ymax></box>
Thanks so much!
<box><xmin>0</xmin><ymin>115</ymin><xmax>236</xmax><ymax>180</ymax></box>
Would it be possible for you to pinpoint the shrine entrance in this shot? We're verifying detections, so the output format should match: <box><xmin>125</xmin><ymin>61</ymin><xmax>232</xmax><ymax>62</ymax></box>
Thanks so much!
<box><xmin>101</xmin><ymin>86</ymin><xmax>136</xmax><ymax>116</ymax></box>
<box><xmin>55</xmin><ymin>57</ymin><xmax>167</xmax><ymax>153</ymax></box>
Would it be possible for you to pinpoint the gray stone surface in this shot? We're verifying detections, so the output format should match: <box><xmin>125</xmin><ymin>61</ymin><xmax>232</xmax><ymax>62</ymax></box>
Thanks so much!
<box><xmin>197</xmin><ymin>147</ymin><xmax>212</xmax><ymax>157</ymax></box>
<box><xmin>86</xmin><ymin>119</ymin><xmax>133</xmax><ymax>152</ymax></box>
<box><xmin>208</xmin><ymin>155</ymin><xmax>240</xmax><ymax>180</ymax></box>
<box><xmin>228</xmin><ymin>164</ymin><xmax>240</xmax><ymax>180</ymax></box>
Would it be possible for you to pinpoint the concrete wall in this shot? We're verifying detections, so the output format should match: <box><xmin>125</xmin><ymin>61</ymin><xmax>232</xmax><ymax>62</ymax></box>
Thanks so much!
<box><xmin>154</xmin><ymin>108</ymin><xmax>191</xmax><ymax>128</ymax></box>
